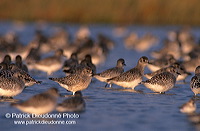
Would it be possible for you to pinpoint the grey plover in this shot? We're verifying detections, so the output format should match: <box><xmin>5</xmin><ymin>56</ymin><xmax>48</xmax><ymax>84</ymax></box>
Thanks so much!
<box><xmin>15</xmin><ymin>55</ymin><xmax>28</xmax><ymax>72</ymax></box>
<box><xmin>1</xmin><ymin>55</ymin><xmax>12</xmax><ymax>69</ymax></box>
<box><xmin>1</xmin><ymin>54</ymin><xmax>12</xmax><ymax>65</ymax></box>
<box><xmin>107</xmin><ymin>56</ymin><xmax>148</xmax><ymax>89</ymax></box>
<box><xmin>64</xmin><ymin>55</ymin><xmax>96</xmax><ymax>75</ymax></box>
<box><xmin>56</xmin><ymin>91</ymin><xmax>85</xmax><ymax>112</ymax></box>
<box><xmin>145</xmin><ymin>63</ymin><xmax>191</xmax><ymax>82</ymax></box>
<box><xmin>11</xmin><ymin>88</ymin><xmax>59</xmax><ymax>114</ymax></box>
<box><xmin>0</xmin><ymin>71</ymin><xmax>25</xmax><ymax>98</ymax></box>
<box><xmin>190</xmin><ymin>66</ymin><xmax>200</xmax><ymax>96</ymax></box>
<box><xmin>25</xmin><ymin>46</ymin><xmax>41</xmax><ymax>66</ymax></box>
<box><xmin>93</xmin><ymin>58</ymin><xmax>126</xmax><ymax>87</ymax></box>
<box><xmin>34</xmin><ymin>49</ymin><xmax>65</xmax><ymax>75</ymax></box>
<box><xmin>9</xmin><ymin>64</ymin><xmax>41</xmax><ymax>87</ymax></box>
<box><xmin>81</xmin><ymin>54</ymin><xmax>96</xmax><ymax>74</ymax></box>
<box><xmin>172</xmin><ymin>63</ymin><xmax>191</xmax><ymax>82</ymax></box>
<box><xmin>179</xmin><ymin>98</ymin><xmax>196</xmax><ymax>114</ymax></box>
<box><xmin>141</xmin><ymin>66</ymin><xmax>179</xmax><ymax>93</ymax></box>
<box><xmin>62</xmin><ymin>53</ymin><xmax>79</xmax><ymax>74</ymax></box>
<box><xmin>49</xmin><ymin>67</ymin><xmax>92</xmax><ymax>95</ymax></box>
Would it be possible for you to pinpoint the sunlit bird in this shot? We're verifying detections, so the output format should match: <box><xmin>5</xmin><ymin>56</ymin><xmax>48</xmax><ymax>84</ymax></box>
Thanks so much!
<box><xmin>49</xmin><ymin>67</ymin><xmax>92</xmax><ymax>95</ymax></box>
<box><xmin>107</xmin><ymin>56</ymin><xmax>149</xmax><ymax>89</ymax></box>
<box><xmin>9</xmin><ymin>64</ymin><xmax>41</xmax><ymax>87</ymax></box>
<box><xmin>190</xmin><ymin>66</ymin><xmax>200</xmax><ymax>96</ymax></box>
<box><xmin>141</xmin><ymin>66</ymin><xmax>180</xmax><ymax>93</ymax></box>
<box><xmin>93</xmin><ymin>58</ymin><xmax>126</xmax><ymax>87</ymax></box>
<box><xmin>0</xmin><ymin>70</ymin><xmax>25</xmax><ymax>98</ymax></box>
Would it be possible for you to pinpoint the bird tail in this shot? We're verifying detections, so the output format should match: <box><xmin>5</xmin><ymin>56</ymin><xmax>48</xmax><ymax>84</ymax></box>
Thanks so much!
<box><xmin>36</xmin><ymin>81</ymin><xmax>42</xmax><ymax>84</ymax></box>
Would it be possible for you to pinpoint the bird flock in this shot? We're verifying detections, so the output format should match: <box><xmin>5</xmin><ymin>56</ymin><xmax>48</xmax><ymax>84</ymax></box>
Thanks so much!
<box><xmin>0</xmin><ymin>25</ymin><xmax>200</xmax><ymax>126</ymax></box>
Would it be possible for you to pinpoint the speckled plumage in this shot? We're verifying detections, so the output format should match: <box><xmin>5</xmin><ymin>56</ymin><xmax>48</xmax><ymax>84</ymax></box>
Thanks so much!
<box><xmin>141</xmin><ymin>66</ymin><xmax>179</xmax><ymax>93</ymax></box>
<box><xmin>49</xmin><ymin>67</ymin><xmax>92</xmax><ymax>95</ymax></box>
<box><xmin>9</xmin><ymin>64</ymin><xmax>41</xmax><ymax>87</ymax></box>
<box><xmin>107</xmin><ymin>56</ymin><xmax>149</xmax><ymax>89</ymax></box>
<box><xmin>190</xmin><ymin>66</ymin><xmax>200</xmax><ymax>96</ymax></box>
<box><xmin>0</xmin><ymin>71</ymin><xmax>25</xmax><ymax>98</ymax></box>
<box><xmin>94</xmin><ymin>58</ymin><xmax>125</xmax><ymax>87</ymax></box>
<box><xmin>56</xmin><ymin>91</ymin><xmax>85</xmax><ymax>112</ymax></box>
<box><xmin>145</xmin><ymin>63</ymin><xmax>190</xmax><ymax>81</ymax></box>
<box><xmin>147</xmin><ymin>54</ymin><xmax>176</xmax><ymax>72</ymax></box>
<box><xmin>11</xmin><ymin>88</ymin><xmax>59</xmax><ymax>114</ymax></box>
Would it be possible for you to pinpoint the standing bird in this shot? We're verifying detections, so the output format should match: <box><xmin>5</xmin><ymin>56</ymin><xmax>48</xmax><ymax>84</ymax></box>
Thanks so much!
<box><xmin>141</xmin><ymin>66</ymin><xmax>180</xmax><ymax>93</ymax></box>
<box><xmin>0</xmin><ymin>71</ymin><xmax>25</xmax><ymax>98</ymax></box>
<box><xmin>11</xmin><ymin>88</ymin><xmax>59</xmax><ymax>114</ymax></box>
<box><xmin>34</xmin><ymin>49</ymin><xmax>65</xmax><ymax>75</ymax></box>
<box><xmin>190</xmin><ymin>66</ymin><xmax>200</xmax><ymax>96</ymax></box>
<box><xmin>144</xmin><ymin>63</ymin><xmax>191</xmax><ymax>82</ymax></box>
<box><xmin>49</xmin><ymin>67</ymin><xmax>92</xmax><ymax>95</ymax></box>
<box><xmin>56</xmin><ymin>91</ymin><xmax>85</xmax><ymax>112</ymax></box>
<box><xmin>107</xmin><ymin>56</ymin><xmax>149</xmax><ymax>89</ymax></box>
<box><xmin>93</xmin><ymin>58</ymin><xmax>126</xmax><ymax>87</ymax></box>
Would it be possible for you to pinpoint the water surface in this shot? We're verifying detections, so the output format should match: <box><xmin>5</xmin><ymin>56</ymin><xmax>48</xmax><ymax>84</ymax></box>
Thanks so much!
<box><xmin>0</xmin><ymin>22</ymin><xmax>199</xmax><ymax>131</ymax></box>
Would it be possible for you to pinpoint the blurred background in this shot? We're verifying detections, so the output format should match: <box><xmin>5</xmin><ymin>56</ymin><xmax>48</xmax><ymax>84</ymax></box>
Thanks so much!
<box><xmin>0</xmin><ymin>1</ymin><xmax>200</xmax><ymax>131</ymax></box>
<box><xmin>0</xmin><ymin>0</ymin><xmax>199</xmax><ymax>25</ymax></box>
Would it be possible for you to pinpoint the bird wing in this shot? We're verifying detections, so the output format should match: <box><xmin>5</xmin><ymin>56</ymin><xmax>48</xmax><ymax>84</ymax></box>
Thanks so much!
<box><xmin>109</xmin><ymin>68</ymin><xmax>140</xmax><ymax>82</ymax></box>
<box><xmin>145</xmin><ymin>72</ymin><xmax>175</xmax><ymax>85</ymax></box>
<box><xmin>191</xmin><ymin>76</ymin><xmax>200</xmax><ymax>89</ymax></box>
<box><xmin>53</xmin><ymin>74</ymin><xmax>82</xmax><ymax>87</ymax></box>
<box><xmin>99</xmin><ymin>67</ymin><xmax>123</xmax><ymax>78</ymax></box>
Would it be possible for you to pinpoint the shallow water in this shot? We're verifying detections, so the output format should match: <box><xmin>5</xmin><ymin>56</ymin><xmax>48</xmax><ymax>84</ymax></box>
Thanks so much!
<box><xmin>0</xmin><ymin>22</ymin><xmax>200</xmax><ymax>131</ymax></box>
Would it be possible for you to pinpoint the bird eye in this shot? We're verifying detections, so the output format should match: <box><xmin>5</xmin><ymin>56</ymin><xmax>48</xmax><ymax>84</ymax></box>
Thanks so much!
<box><xmin>86</xmin><ymin>69</ymin><xmax>90</xmax><ymax>73</ymax></box>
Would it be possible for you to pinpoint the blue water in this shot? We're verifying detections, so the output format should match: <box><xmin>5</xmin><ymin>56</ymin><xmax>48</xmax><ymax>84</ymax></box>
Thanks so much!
<box><xmin>0</xmin><ymin>21</ymin><xmax>199</xmax><ymax>131</ymax></box>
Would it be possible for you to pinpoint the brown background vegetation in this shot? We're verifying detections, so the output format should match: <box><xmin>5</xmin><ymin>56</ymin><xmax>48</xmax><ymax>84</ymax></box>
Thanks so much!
<box><xmin>0</xmin><ymin>0</ymin><xmax>199</xmax><ymax>25</ymax></box>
